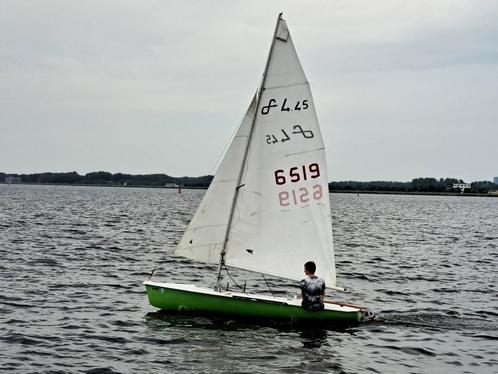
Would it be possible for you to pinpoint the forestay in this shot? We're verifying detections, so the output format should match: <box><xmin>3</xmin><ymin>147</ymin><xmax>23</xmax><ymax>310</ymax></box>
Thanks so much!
<box><xmin>175</xmin><ymin>17</ymin><xmax>336</xmax><ymax>288</ymax></box>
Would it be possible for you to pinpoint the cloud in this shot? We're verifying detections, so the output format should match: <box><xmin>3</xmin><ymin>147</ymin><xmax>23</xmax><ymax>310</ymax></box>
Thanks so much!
<box><xmin>0</xmin><ymin>0</ymin><xmax>497</xmax><ymax>181</ymax></box>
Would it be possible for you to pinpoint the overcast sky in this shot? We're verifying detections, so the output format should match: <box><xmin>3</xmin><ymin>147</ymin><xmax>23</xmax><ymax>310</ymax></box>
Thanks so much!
<box><xmin>1</xmin><ymin>0</ymin><xmax>497</xmax><ymax>182</ymax></box>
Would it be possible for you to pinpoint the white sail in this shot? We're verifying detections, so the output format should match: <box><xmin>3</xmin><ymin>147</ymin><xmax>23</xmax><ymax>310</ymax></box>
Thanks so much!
<box><xmin>175</xmin><ymin>16</ymin><xmax>336</xmax><ymax>288</ymax></box>
<box><xmin>224</xmin><ymin>18</ymin><xmax>337</xmax><ymax>287</ymax></box>
<box><xmin>175</xmin><ymin>96</ymin><xmax>257</xmax><ymax>263</ymax></box>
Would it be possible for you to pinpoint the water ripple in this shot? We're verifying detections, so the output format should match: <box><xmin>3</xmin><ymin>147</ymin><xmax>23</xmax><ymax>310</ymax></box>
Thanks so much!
<box><xmin>1</xmin><ymin>185</ymin><xmax>497</xmax><ymax>373</ymax></box>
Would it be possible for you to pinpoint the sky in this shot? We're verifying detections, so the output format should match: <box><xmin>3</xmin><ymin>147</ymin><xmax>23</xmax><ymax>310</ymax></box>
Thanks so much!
<box><xmin>1</xmin><ymin>0</ymin><xmax>497</xmax><ymax>182</ymax></box>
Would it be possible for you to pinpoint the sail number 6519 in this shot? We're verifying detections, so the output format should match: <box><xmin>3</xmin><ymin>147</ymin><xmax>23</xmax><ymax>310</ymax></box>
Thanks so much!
<box><xmin>274</xmin><ymin>163</ymin><xmax>320</xmax><ymax>185</ymax></box>
<box><xmin>278</xmin><ymin>185</ymin><xmax>323</xmax><ymax>207</ymax></box>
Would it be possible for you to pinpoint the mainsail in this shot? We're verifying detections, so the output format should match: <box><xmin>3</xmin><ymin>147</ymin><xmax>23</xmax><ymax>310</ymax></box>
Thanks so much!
<box><xmin>175</xmin><ymin>16</ymin><xmax>336</xmax><ymax>288</ymax></box>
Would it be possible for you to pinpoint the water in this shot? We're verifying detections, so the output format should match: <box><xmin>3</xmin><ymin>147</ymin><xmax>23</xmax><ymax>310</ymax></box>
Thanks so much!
<box><xmin>1</xmin><ymin>184</ymin><xmax>496</xmax><ymax>373</ymax></box>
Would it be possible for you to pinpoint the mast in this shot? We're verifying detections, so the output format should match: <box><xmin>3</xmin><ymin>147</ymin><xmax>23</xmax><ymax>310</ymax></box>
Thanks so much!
<box><xmin>215</xmin><ymin>13</ymin><xmax>283</xmax><ymax>290</ymax></box>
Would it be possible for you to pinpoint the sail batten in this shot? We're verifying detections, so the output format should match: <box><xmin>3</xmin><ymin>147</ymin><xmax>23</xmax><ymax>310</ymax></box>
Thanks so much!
<box><xmin>175</xmin><ymin>15</ymin><xmax>337</xmax><ymax>288</ymax></box>
<box><xmin>263</xmin><ymin>82</ymin><xmax>309</xmax><ymax>91</ymax></box>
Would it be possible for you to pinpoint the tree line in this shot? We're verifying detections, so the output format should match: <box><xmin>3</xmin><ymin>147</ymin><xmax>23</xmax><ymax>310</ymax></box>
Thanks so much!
<box><xmin>0</xmin><ymin>173</ymin><xmax>496</xmax><ymax>193</ymax></box>
<box><xmin>0</xmin><ymin>171</ymin><xmax>213</xmax><ymax>188</ymax></box>
<box><xmin>329</xmin><ymin>178</ymin><xmax>497</xmax><ymax>194</ymax></box>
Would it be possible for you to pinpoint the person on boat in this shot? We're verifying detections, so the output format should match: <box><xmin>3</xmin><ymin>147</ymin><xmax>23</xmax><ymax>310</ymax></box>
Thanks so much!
<box><xmin>300</xmin><ymin>261</ymin><xmax>325</xmax><ymax>311</ymax></box>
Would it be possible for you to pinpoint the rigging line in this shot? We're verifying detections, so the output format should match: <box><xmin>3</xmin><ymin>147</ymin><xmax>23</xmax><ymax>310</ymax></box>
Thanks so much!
<box><xmin>149</xmin><ymin>252</ymin><xmax>176</xmax><ymax>278</ymax></box>
<box><xmin>223</xmin><ymin>265</ymin><xmax>246</xmax><ymax>293</ymax></box>
<box><xmin>148</xmin><ymin>268</ymin><xmax>156</xmax><ymax>279</ymax></box>
<box><xmin>261</xmin><ymin>273</ymin><xmax>276</xmax><ymax>298</ymax></box>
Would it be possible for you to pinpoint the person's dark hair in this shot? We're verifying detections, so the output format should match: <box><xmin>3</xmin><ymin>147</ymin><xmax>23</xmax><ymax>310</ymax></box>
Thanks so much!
<box><xmin>304</xmin><ymin>261</ymin><xmax>316</xmax><ymax>274</ymax></box>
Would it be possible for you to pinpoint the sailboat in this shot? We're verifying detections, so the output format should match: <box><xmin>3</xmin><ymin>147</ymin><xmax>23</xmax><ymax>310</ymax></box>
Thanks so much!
<box><xmin>144</xmin><ymin>14</ymin><xmax>372</xmax><ymax>324</ymax></box>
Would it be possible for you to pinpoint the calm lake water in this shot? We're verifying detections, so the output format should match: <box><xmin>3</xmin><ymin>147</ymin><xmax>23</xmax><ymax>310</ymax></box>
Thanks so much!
<box><xmin>1</xmin><ymin>184</ymin><xmax>496</xmax><ymax>373</ymax></box>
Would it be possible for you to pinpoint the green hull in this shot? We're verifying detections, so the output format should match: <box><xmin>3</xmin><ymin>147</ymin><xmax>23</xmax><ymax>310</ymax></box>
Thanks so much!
<box><xmin>144</xmin><ymin>281</ymin><xmax>367</xmax><ymax>325</ymax></box>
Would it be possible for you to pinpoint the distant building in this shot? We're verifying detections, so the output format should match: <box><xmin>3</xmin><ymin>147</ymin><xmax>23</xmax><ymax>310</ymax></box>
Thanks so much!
<box><xmin>494</xmin><ymin>176</ymin><xmax>498</xmax><ymax>184</ymax></box>
<box><xmin>453</xmin><ymin>183</ymin><xmax>470</xmax><ymax>193</ymax></box>
<box><xmin>5</xmin><ymin>175</ymin><xmax>22</xmax><ymax>184</ymax></box>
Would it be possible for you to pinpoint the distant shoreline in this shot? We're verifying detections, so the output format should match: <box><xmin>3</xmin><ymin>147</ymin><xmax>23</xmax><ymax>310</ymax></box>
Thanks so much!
<box><xmin>331</xmin><ymin>189</ymin><xmax>493</xmax><ymax>197</ymax></box>
<box><xmin>2</xmin><ymin>182</ymin><xmax>495</xmax><ymax>197</ymax></box>
<box><xmin>0</xmin><ymin>182</ymin><xmax>207</xmax><ymax>190</ymax></box>
<box><xmin>2</xmin><ymin>171</ymin><xmax>497</xmax><ymax>195</ymax></box>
